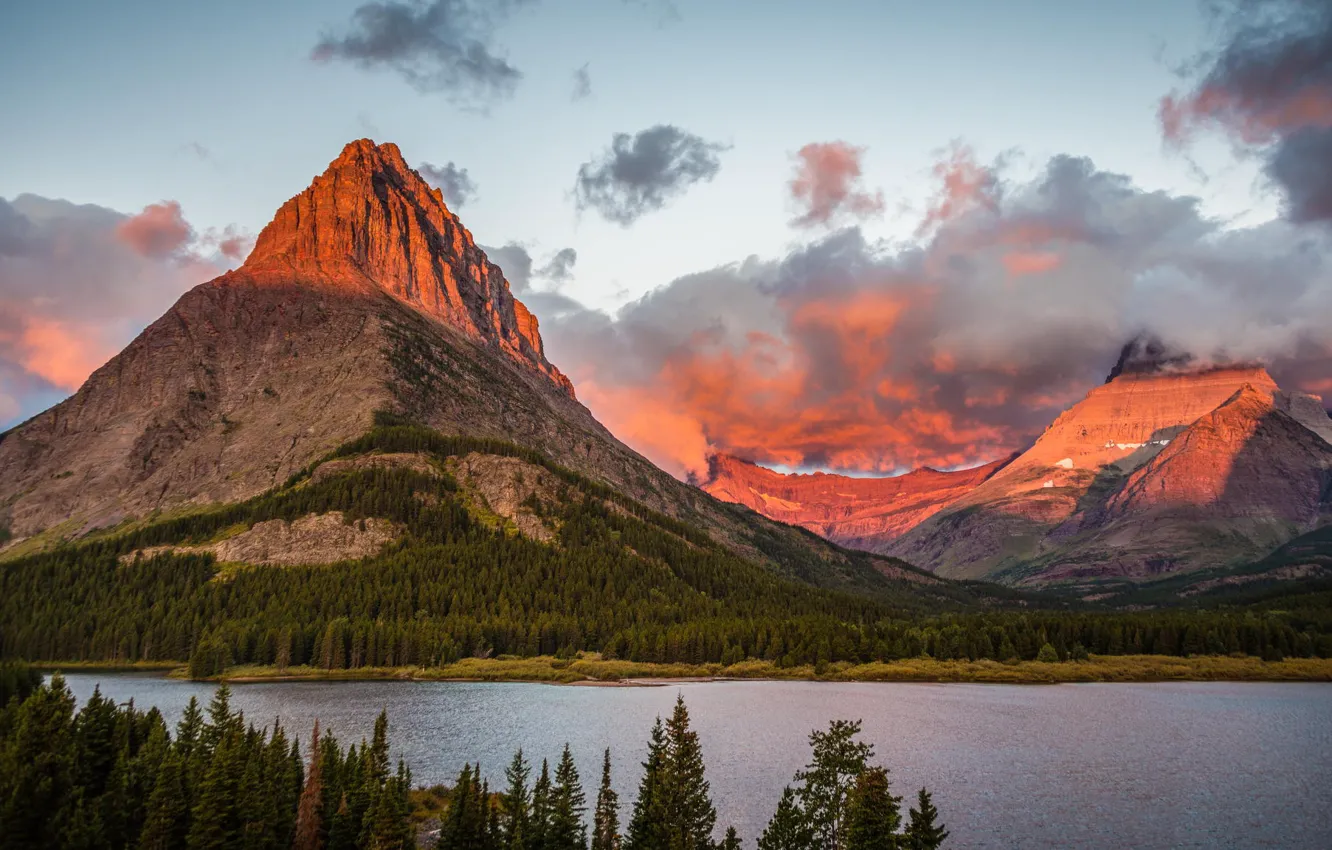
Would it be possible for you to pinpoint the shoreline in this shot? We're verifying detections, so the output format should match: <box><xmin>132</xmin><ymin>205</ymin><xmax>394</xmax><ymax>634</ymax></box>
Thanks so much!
<box><xmin>36</xmin><ymin>654</ymin><xmax>1332</xmax><ymax>685</ymax></box>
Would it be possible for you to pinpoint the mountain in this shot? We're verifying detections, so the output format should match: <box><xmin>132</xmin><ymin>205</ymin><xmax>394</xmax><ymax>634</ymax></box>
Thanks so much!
<box><xmin>702</xmin><ymin>454</ymin><xmax>1013</xmax><ymax>551</ymax></box>
<box><xmin>0</xmin><ymin>139</ymin><xmax>933</xmax><ymax>598</ymax></box>
<box><xmin>706</xmin><ymin>364</ymin><xmax>1332</xmax><ymax>587</ymax></box>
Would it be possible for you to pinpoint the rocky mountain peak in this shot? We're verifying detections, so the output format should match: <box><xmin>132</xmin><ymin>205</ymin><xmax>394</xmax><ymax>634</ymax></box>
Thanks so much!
<box><xmin>244</xmin><ymin>138</ymin><xmax>573</xmax><ymax>396</ymax></box>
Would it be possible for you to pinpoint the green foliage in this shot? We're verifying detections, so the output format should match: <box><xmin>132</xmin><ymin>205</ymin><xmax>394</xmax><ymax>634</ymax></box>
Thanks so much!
<box><xmin>794</xmin><ymin>720</ymin><xmax>874</xmax><ymax>849</ymax></box>
<box><xmin>549</xmin><ymin>745</ymin><xmax>587</xmax><ymax>850</ymax></box>
<box><xmin>845</xmin><ymin>769</ymin><xmax>902</xmax><ymax>850</ymax></box>
<box><xmin>904</xmin><ymin>789</ymin><xmax>948</xmax><ymax>850</ymax></box>
<box><xmin>591</xmin><ymin>749</ymin><xmax>619</xmax><ymax>850</ymax></box>
<box><xmin>1036</xmin><ymin>643</ymin><xmax>1060</xmax><ymax>663</ymax></box>
<box><xmin>757</xmin><ymin>788</ymin><xmax>811</xmax><ymax>850</ymax></box>
<box><xmin>0</xmin><ymin>677</ymin><xmax>341</xmax><ymax>850</ymax></box>
<box><xmin>623</xmin><ymin>696</ymin><xmax>717</xmax><ymax>850</ymax></box>
<box><xmin>0</xmin><ymin>660</ymin><xmax>42</xmax><ymax>707</ymax></box>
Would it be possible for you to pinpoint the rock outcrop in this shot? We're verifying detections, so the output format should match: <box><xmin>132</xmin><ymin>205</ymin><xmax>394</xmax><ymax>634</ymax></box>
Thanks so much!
<box><xmin>701</xmin><ymin>454</ymin><xmax>1011</xmax><ymax>551</ymax></box>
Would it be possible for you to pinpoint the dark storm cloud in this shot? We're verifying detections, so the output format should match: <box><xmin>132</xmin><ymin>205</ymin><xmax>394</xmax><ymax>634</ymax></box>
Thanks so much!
<box><xmin>573</xmin><ymin>125</ymin><xmax>728</xmax><ymax>225</ymax></box>
<box><xmin>419</xmin><ymin>160</ymin><xmax>477</xmax><ymax>208</ymax></box>
<box><xmin>1162</xmin><ymin>0</ymin><xmax>1332</xmax><ymax>222</ymax></box>
<box><xmin>311</xmin><ymin>0</ymin><xmax>532</xmax><ymax>106</ymax></box>
<box><xmin>482</xmin><ymin>243</ymin><xmax>577</xmax><ymax>292</ymax></box>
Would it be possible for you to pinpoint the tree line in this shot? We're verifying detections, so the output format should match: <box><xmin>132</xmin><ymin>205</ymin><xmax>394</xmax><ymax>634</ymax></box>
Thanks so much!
<box><xmin>0</xmin><ymin>666</ymin><xmax>947</xmax><ymax>849</ymax></box>
<box><xmin>2</xmin><ymin>428</ymin><xmax>1327</xmax><ymax>676</ymax></box>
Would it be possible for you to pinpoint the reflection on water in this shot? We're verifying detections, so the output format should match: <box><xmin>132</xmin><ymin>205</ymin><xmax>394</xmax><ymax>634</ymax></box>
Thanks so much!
<box><xmin>58</xmin><ymin>674</ymin><xmax>1332</xmax><ymax>849</ymax></box>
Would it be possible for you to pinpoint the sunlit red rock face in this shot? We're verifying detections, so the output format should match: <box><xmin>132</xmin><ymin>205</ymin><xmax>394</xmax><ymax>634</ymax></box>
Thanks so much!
<box><xmin>707</xmin><ymin>365</ymin><xmax>1332</xmax><ymax>585</ymax></box>
<box><xmin>702</xmin><ymin>453</ymin><xmax>1012</xmax><ymax>551</ymax></box>
<box><xmin>243</xmin><ymin>139</ymin><xmax>573</xmax><ymax>395</ymax></box>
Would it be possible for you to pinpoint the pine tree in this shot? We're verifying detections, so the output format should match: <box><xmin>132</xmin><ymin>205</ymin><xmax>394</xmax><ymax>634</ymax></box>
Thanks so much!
<box><xmin>844</xmin><ymin>768</ymin><xmax>901</xmax><ymax>850</ymax></box>
<box><xmin>757</xmin><ymin>788</ymin><xmax>811</xmax><ymax>850</ymax></box>
<box><xmin>502</xmin><ymin>749</ymin><xmax>532</xmax><ymax>850</ymax></box>
<box><xmin>662</xmin><ymin>695</ymin><xmax>716</xmax><ymax>850</ymax></box>
<box><xmin>0</xmin><ymin>675</ymin><xmax>77</xmax><ymax>848</ymax></box>
<box><xmin>139</xmin><ymin>748</ymin><xmax>190</xmax><ymax>849</ymax></box>
<box><xmin>530</xmin><ymin>759</ymin><xmax>553</xmax><ymax>850</ymax></box>
<box><xmin>794</xmin><ymin>720</ymin><xmax>873</xmax><ymax>850</ymax></box>
<box><xmin>623</xmin><ymin>719</ymin><xmax>665</xmax><ymax>850</ymax></box>
<box><xmin>719</xmin><ymin>827</ymin><xmax>741</xmax><ymax>850</ymax></box>
<box><xmin>904</xmin><ymin>789</ymin><xmax>948</xmax><ymax>850</ymax></box>
<box><xmin>549</xmin><ymin>745</ymin><xmax>587</xmax><ymax>850</ymax></box>
<box><xmin>591</xmin><ymin>749</ymin><xmax>620</xmax><ymax>850</ymax></box>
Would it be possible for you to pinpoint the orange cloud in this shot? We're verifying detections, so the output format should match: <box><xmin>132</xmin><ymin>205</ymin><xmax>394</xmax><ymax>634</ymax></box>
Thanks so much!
<box><xmin>17</xmin><ymin>318</ymin><xmax>112</xmax><ymax>391</ymax></box>
<box><xmin>789</xmin><ymin>141</ymin><xmax>884</xmax><ymax>228</ymax></box>
<box><xmin>1002</xmin><ymin>251</ymin><xmax>1062</xmax><ymax>276</ymax></box>
<box><xmin>918</xmin><ymin>144</ymin><xmax>997</xmax><ymax>235</ymax></box>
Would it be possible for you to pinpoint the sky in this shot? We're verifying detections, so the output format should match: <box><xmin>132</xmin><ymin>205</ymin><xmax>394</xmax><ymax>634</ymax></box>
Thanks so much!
<box><xmin>2</xmin><ymin>0</ymin><xmax>1331</xmax><ymax>478</ymax></box>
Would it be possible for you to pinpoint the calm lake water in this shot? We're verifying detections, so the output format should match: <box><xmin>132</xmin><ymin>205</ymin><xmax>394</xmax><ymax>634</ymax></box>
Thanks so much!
<box><xmin>57</xmin><ymin>674</ymin><xmax>1332</xmax><ymax>849</ymax></box>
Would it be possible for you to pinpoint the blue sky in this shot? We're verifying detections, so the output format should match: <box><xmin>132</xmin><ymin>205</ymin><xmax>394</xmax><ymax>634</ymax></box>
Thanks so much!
<box><xmin>0</xmin><ymin>0</ymin><xmax>1264</xmax><ymax>310</ymax></box>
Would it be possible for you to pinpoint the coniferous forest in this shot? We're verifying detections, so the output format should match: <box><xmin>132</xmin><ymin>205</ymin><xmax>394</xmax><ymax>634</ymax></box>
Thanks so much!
<box><xmin>0</xmin><ymin>666</ymin><xmax>947</xmax><ymax>850</ymax></box>
<box><xmin>1</xmin><ymin>426</ymin><xmax>1328</xmax><ymax>678</ymax></box>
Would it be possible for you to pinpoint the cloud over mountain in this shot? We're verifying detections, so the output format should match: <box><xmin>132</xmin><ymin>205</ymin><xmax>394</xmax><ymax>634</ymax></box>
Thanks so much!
<box><xmin>574</xmin><ymin>125</ymin><xmax>728</xmax><ymax>225</ymax></box>
<box><xmin>419</xmin><ymin>160</ymin><xmax>477</xmax><ymax>207</ymax></box>
<box><xmin>0</xmin><ymin>196</ymin><xmax>233</xmax><ymax>428</ymax></box>
<box><xmin>541</xmin><ymin>151</ymin><xmax>1332</xmax><ymax>479</ymax></box>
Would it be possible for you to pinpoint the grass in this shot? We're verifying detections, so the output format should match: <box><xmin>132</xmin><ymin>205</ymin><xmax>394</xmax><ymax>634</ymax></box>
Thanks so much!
<box><xmin>154</xmin><ymin>653</ymin><xmax>1332</xmax><ymax>685</ymax></box>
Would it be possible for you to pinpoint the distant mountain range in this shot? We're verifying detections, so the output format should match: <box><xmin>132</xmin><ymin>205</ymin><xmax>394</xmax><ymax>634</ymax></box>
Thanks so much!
<box><xmin>705</xmin><ymin>360</ymin><xmax>1332</xmax><ymax>588</ymax></box>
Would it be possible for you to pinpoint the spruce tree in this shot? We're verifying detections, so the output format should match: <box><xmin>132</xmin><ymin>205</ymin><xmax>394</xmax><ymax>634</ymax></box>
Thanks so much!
<box><xmin>530</xmin><ymin>759</ymin><xmax>553</xmax><ymax>850</ymax></box>
<box><xmin>549</xmin><ymin>745</ymin><xmax>587</xmax><ymax>850</ymax></box>
<box><xmin>719</xmin><ymin>827</ymin><xmax>741</xmax><ymax>850</ymax></box>
<box><xmin>757</xmin><ymin>788</ymin><xmax>812</xmax><ymax>850</ymax></box>
<box><xmin>0</xmin><ymin>675</ymin><xmax>77</xmax><ymax>848</ymax></box>
<box><xmin>623</xmin><ymin>719</ymin><xmax>666</xmax><ymax>850</ymax></box>
<box><xmin>904</xmin><ymin>789</ymin><xmax>948</xmax><ymax>850</ymax></box>
<box><xmin>502</xmin><ymin>748</ymin><xmax>532</xmax><ymax>850</ymax></box>
<box><xmin>591</xmin><ymin>749</ymin><xmax>620</xmax><ymax>850</ymax></box>
<box><xmin>844</xmin><ymin>768</ymin><xmax>901</xmax><ymax>850</ymax></box>
<box><xmin>139</xmin><ymin>748</ymin><xmax>190</xmax><ymax>850</ymax></box>
<box><xmin>293</xmin><ymin>721</ymin><xmax>324</xmax><ymax>850</ymax></box>
<box><xmin>662</xmin><ymin>695</ymin><xmax>716</xmax><ymax>850</ymax></box>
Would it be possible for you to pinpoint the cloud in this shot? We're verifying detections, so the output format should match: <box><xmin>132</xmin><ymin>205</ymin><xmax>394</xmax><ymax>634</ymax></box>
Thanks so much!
<box><xmin>537</xmin><ymin>247</ymin><xmax>577</xmax><ymax>283</ymax></box>
<box><xmin>419</xmin><ymin>160</ymin><xmax>477</xmax><ymax>207</ymax></box>
<box><xmin>788</xmin><ymin>142</ymin><xmax>884</xmax><ymax>228</ymax></box>
<box><xmin>1161</xmin><ymin>0</ymin><xmax>1332</xmax><ymax>222</ymax></box>
<box><xmin>571</xmin><ymin>63</ymin><xmax>591</xmax><ymax>101</ymax></box>
<box><xmin>573</xmin><ymin>125</ymin><xmax>729</xmax><ymax>225</ymax></box>
<box><xmin>0</xmin><ymin>195</ymin><xmax>226</xmax><ymax>428</ymax></box>
<box><xmin>482</xmin><ymin>243</ymin><xmax>576</xmax><ymax>292</ymax></box>
<box><xmin>311</xmin><ymin>0</ymin><xmax>531</xmax><ymax>106</ymax></box>
<box><xmin>538</xmin><ymin>151</ymin><xmax>1332</xmax><ymax>479</ymax></box>
<box><xmin>115</xmin><ymin>201</ymin><xmax>193</xmax><ymax>258</ymax></box>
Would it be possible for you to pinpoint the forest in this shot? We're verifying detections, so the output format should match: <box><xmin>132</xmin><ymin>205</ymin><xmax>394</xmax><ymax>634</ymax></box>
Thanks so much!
<box><xmin>0</xmin><ymin>663</ymin><xmax>947</xmax><ymax>849</ymax></box>
<box><xmin>1</xmin><ymin>426</ymin><xmax>1329</xmax><ymax>678</ymax></box>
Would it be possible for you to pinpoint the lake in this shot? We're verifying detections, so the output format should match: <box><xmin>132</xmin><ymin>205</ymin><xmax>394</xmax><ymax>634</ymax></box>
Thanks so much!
<box><xmin>57</xmin><ymin>674</ymin><xmax>1332</xmax><ymax>849</ymax></box>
